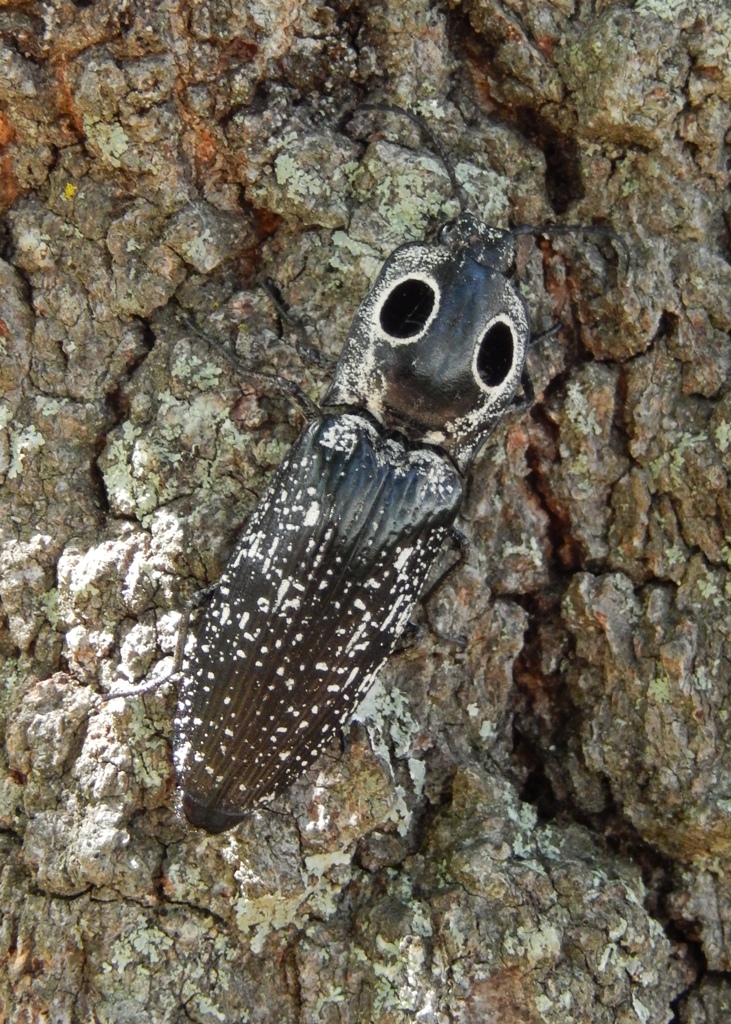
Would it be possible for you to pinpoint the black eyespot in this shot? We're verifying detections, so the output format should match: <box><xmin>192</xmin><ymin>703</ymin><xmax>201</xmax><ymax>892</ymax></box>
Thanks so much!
<box><xmin>476</xmin><ymin>319</ymin><xmax>514</xmax><ymax>388</ymax></box>
<box><xmin>380</xmin><ymin>278</ymin><xmax>436</xmax><ymax>339</ymax></box>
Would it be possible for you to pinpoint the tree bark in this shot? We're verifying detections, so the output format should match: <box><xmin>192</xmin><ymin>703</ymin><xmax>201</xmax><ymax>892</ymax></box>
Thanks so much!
<box><xmin>1</xmin><ymin>0</ymin><xmax>730</xmax><ymax>1021</ymax></box>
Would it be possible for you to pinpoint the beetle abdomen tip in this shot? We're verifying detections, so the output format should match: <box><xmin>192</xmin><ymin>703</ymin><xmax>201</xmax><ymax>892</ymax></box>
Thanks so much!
<box><xmin>182</xmin><ymin>791</ymin><xmax>247</xmax><ymax>834</ymax></box>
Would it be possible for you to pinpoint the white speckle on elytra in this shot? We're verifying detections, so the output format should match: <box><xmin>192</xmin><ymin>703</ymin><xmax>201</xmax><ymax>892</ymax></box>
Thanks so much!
<box><xmin>303</xmin><ymin>501</ymin><xmax>320</xmax><ymax>526</ymax></box>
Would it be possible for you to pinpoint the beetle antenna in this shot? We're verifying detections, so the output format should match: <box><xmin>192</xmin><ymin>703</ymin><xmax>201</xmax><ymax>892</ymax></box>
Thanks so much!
<box><xmin>349</xmin><ymin>102</ymin><xmax>469</xmax><ymax>214</ymax></box>
<box><xmin>512</xmin><ymin>223</ymin><xmax>631</xmax><ymax>278</ymax></box>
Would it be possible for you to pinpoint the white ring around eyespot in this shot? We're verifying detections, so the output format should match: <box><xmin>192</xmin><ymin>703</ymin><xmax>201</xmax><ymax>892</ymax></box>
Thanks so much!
<box><xmin>373</xmin><ymin>271</ymin><xmax>441</xmax><ymax>346</ymax></box>
<box><xmin>472</xmin><ymin>314</ymin><xmax>519</xmax><ymax>396</ymax></box>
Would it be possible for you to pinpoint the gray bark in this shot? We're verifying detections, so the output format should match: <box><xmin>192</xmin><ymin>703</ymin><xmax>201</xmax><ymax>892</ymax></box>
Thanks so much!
<box><xmin>1</xmin><ymin>0</ymin><xmax>730</xmax><ymax>1021</ymax></box>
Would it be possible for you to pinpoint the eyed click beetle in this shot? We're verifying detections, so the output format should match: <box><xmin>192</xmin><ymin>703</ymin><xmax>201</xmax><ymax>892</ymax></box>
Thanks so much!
<box><xmin>173</xmin><ymin>114</ymin><xmax>540</xmax><ymax>833</ymax></box>
<box><xmin>119</xmin><ymin>109</ymin><xmax>616</xmax><ymax>834</ymax></box>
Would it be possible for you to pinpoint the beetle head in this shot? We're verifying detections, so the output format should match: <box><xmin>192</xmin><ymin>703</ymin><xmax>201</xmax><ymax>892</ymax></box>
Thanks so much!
<box><xmin>323</xmin><ymin>215</ymin><xmax>530</xmax><ymax>472</ymax></box>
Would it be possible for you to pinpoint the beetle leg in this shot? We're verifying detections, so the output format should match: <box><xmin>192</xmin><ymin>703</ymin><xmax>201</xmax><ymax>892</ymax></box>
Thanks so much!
<box><xmin>97</xmin><ymin>585</ymin><xmax>217</xmax><ymax>702</ymax></box>
<box><xmin>511</xmin><ymin>366</ymin><xmax>535</xmax><ymax>411</ymax></box>
<box><xmin>260</xmin><ymin>279</ymin><xmax>336</xmax><ymax>372</ymax></box>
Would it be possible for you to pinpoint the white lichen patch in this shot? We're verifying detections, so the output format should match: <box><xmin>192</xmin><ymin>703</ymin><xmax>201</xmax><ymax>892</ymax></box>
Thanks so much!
<box><xmin>82</xmin><ymin>115</ymin><xmax>130</xmax><ymax>168</ymax></box>
<box><xmin>329</xmin><ymin>230</ymin><xmax>382</xmax><ymax>281</ymax></box>
<box><xmin>170</xmin><ymin>350</ymin><xmax>224</xmax><ymax>390</ymax></box>
<box><xmin>232</xmin><ymin>849</ymin><xmax>355</xmax><ymax>954</ymax></box>
<box><xmin>634</xmin><ymin>0</ymin><xmax>690</xmax><ymax>21</ymax></box>
<box><xmin>108</xmin><ymin>919</ymin><xmax>173</xmax><ymax>972</ymax></box>
<box><xmin>99</xmin><ymin>385</ymin><xmax>251</xmax><ymax>524</ymax></box>
<box><xmin>7</xmin><ymin>423</ymin><xmax>45</xmax><ymax>479</ymax></box>
<box><xmin>248</xmin><ymin>128</ymin><xmax>357</xmax><ymax>229</ymax></box>
<box><xmin>355</xmin><ymin>679</ymin><xmax>419</xmax><ymax>761</ymax></box>
<box><xmin>349</xmin><ymin>141</ymin><xmax>458</xmax><ymax>250</ymax></box>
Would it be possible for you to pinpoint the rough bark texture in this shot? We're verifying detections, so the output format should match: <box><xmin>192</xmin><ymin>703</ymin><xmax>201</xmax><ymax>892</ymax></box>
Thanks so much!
<box><xmin>1</xmin><ymin>0</ymin><xmax>730</xmax><ymax>1021</ymax></box>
